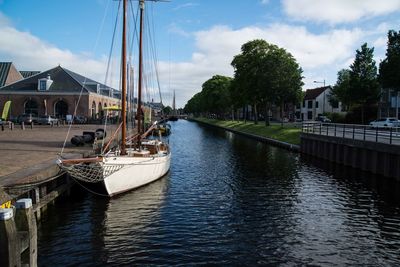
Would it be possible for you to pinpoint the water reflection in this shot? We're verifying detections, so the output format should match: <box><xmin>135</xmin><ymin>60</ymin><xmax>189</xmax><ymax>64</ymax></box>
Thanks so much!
<box><xmin>38</xmin><ymin>120</ymin><xmax>400</xmax><ymax>266</ymax></box>
<box><xmin>101</xmin><ymin>177</ymin><xmax>168</xmax><ymax>265</ymax></box>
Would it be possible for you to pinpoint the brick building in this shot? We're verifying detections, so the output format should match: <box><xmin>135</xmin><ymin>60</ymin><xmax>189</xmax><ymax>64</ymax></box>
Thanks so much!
<box><xmin>0</xmin><ymin>64</ymin><xmax>121</xmax><ymax>120</ymax></box>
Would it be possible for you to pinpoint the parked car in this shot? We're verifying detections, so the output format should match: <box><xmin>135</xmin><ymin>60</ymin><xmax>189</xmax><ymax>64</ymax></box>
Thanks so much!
<box><xmin>18</xmin><ymin>114</ymin><xmax>38</xmax><ymax>124</ymax></box>
<box><xmin>315</xmin><ymin>116</ymin><xmax>331</xmax><ymax>123</ymax></box>
<box><xmin>38</xmin><ymin>115</ymin><xmax>59</xmax><ymax>125</ymax></box>
<box><xmin>74</xmin><ymin>116</ymin><xmax>87</xmax><ymax>124</ymax></box>
<box><xmin>369</xmin><ymin>117</ymin><xmax>400</xmax><ymax>128</ymax></box>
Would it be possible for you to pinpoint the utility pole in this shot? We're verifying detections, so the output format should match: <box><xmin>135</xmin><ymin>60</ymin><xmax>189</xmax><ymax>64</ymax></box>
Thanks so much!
<box><xmin>313</xmin><ymin>79</ymin><xmax>326</xmax><ymax>114</ymax></box>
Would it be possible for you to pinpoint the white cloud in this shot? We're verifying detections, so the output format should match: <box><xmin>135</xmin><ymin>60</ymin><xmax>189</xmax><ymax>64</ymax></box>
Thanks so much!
<box><xmin>160</xmin><ymin>24</ymin><xmax>365</xmax><ymax>106</ymax></box>
<box><xmin>167</xmin><ymin>23</ymin><xmax>191</xmax><ymax>38</ymax></box>
<box><xmin>282</xmin><ymin>0</ymin><xmax>400</xmax><ymax>24</ymax></box>
<box><xmin>0</xmin><ymin>12</ymin><xmax>110</xmax><ymax>87</ymax></box>
<box><xmin>172</xmin><ymin>2</ymin><xmax>199</xmax><ymax>11</ymax></box>
<box><xmin>260</xmin><ymin>0</ymin><xmax>270</xmax><ymax>5</ymax></box>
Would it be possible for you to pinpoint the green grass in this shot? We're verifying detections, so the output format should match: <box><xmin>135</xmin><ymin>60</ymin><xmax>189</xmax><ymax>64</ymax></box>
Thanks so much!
<box><xmin>194</xmin><ymin>117</ymin><xmax>301</xmax><ymax>145</ymax></box>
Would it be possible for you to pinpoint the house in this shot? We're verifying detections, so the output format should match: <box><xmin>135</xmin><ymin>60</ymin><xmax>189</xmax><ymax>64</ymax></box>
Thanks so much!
<box><xmin>0</xmin><ymin>64</ymin><xmax>121</xmax><ymax>120</ymax></box>
<box><xmin>296</xmin><ymin>86</ymin><xmax>344</xmax><ymax>121</ymax></box>
<box><xmin>379</xmin><ymin>88</ymin><xmax>400</xmax><ymax>119</ymax></box>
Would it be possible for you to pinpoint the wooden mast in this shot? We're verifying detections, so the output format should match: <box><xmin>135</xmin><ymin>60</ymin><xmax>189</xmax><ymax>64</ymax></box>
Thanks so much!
<box><xmin>121</xmin><ymin>0</ymin><xmax>127</xmax><ymax>155</ymax></box>
<box><xmin>137</xmin><ymin>0</ymin><xmax>145</xmax><ymax>147</ymax></box>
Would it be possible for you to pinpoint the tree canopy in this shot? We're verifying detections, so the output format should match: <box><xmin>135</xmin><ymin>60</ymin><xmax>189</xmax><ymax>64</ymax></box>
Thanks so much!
<box><xmin>379</xmin><ymin>30</ymin><xmax>400</xmax><ymax>90</ymax></box>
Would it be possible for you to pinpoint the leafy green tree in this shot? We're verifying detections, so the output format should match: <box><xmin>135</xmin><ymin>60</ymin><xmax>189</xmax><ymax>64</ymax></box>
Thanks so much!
<box><xmin>231</xmin><ymin>39</ymin><xmax>272</xmax><ymax>124</ymax></box>
<box><xmin>201</xmin><ymin>75</ymin><xmax>232</xmax><ymax>117</ymax></box>
<box><xmin>267</xmin><ymin>47</ymin><xmax>303</xmax><ymax>126</ymax></box>
<box><xmin>331</xmin><ymin>69</ymin><xmax>351</xmax><ymax>110</ymax></box>
<box><xmin>231</xmin><ymin>39</ymin><xmax>303</xmax><ymax>126</ymax></box>
<box><xmin>162</xmin><ymin>106</ymin><xmax>172</xmax><ymax>115</ymax></box>
<box><xmin>349</xmin><ymin>43</ymin><xmax>380</xmax><ymax>123</ymax></box>
<box><xmin>379</xmin><ymin>30</ymin><xmax>400</xmax><ymax>118</ymax></box>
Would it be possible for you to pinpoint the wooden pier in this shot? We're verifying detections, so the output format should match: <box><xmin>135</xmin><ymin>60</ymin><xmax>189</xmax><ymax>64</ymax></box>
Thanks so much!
<box><xmin>0</xmin><ymin>124</ymin><xmax>118</xmax><ymax>266</ymax></box>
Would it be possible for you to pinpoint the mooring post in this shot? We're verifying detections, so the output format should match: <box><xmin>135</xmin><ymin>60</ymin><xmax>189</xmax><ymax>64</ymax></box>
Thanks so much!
<box><xmin>34</xmin><ymin>187</ymin><xmax>41</xmax><ymax>221</ymax></box>
<box><xmin>22</xmin><ymin>121</ymin><xmax>25</xmax><ymax>130</ymax></box>
<box><xmin>15</xmin><ymin>198</ymin><xmax>37</xmax><ymax>267</ymax></box>
<box><xmin>0</xmin><ymin>208</ymin><xmax>21</xmax><ymax>267</ymax></box>
<box><xmin>30</xmin><ymin>122</ymin><xmax>33</xmax><ymax>129</ymax></box>
<box><xmin>1</xmin><ymin>124</ymin><xmax>4</xmax><ymax>131</ymax></box>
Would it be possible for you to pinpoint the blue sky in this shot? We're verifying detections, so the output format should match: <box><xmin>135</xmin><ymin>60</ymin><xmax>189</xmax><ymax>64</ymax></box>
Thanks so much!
<box><xmin>1</xmin><ymin>0</ymin><xmax>400</xmax><ymax>107</ymax></box>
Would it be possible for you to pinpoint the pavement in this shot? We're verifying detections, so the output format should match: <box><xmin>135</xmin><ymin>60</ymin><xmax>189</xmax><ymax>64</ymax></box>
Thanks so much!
<box><xmin>0</xmin><ymin>124</ymin><xmax>119</xmax><ymax>186</ymax></box>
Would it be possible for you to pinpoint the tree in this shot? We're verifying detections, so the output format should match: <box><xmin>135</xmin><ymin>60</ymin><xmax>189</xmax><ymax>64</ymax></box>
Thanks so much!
<box><xmin>231</xmin><ymin>39</ymin><xmax>303</xmax><ymax>126</ymax></box>
<box><xmin>349</xmin><ymin>43</ymin><xmax>380</xmax><ymax>123</ymax></box>
<box><xmin>379</xmin><ymin>30</ymin><xmax>400</xmax><ymax>118</ymax></box>
<box><xmin>231</xmin><ymin>40</ymin><xmax>272</xmax><ymax>124</ymax></box>
<box><xmin>331</xmin><ymin>69</ymin><xmax>351</xmax><ymax>110</ymax></box>
<box><xmin>201</xmin><ymin>75</ymin><xmax>232</xmax><ymax>118</ymax></box>
<box><xmin>162</xmin><ymin>106</ymin><xmax>172</xmax><ymax>115</ymax></box>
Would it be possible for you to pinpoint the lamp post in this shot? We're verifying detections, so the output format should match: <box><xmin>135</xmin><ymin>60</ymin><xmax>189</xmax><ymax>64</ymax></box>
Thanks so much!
<box><xmin>313</xmin><ymin>80</ymin><xmax>326</xmax><ymax>114</ymax></box>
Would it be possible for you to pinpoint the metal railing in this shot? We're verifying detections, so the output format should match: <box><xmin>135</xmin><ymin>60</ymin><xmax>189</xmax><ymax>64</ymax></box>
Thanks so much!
<box><xmin>302</xmin><ymin>122</ymin><xmax>400</xmax><ymax>145</ymax></box>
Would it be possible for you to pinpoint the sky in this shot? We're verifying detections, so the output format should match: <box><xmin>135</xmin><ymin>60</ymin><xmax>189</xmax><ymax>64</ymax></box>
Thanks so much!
<box><xmin>1</xmin><ymin>0</ymin><xmax>400</xmax><ymax>108</ymax></box>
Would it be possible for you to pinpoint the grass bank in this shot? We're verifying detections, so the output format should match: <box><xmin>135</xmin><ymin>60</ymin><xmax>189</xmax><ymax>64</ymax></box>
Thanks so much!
<box><xmin>193</xmin><ymin>117</ymin><xmax>301</xmax><ymax>145</ymax></box>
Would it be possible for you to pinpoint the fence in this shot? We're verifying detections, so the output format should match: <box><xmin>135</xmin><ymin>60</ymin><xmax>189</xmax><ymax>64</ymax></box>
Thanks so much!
<box><xmin>302</xmin><ymin>122</ymin><xmax>400</xmax><ymax>145</ymax></box>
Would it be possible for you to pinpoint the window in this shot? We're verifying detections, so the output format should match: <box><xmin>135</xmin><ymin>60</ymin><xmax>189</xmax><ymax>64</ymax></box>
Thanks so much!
<box><xmin>307</xmin><ymin>111</ymin><xmax>313</xmax><ymax>120</ymax></box>
<box><xmin>332</xmin><ymin>100</ymin><xmax>339</xmax><ymax>109</ymax></box>
<box><xmin>302</xmin><ymin>100</ymin><xmax>305</xmax><ymax>108</ymax></box>
<box><xmin>307</xmin><ymin>100</ymin><xmax>313</xmax><ymax>109</ymax></box>
<box><xmin>315</xmin><ymin>101</ymin><xmax>319</xmax><ymax>108</ymax></box>
<box><xmin>39</xmin><ymin>80</ymin><xmax>47</xmax><ymax>91</ymax></box>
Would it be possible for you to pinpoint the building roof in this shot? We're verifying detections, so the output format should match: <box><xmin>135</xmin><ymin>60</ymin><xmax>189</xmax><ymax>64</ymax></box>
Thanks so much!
<box><xmin>0</xmin><ymin>62</ymin><xmax>24</xmax><ymax>87</ymax></box>
<box><xmin>0</xmin><ymin>62</ymin><xmax>11</xmax><ymax>87</ymax></box>
<box><xmin>304</xmin><ymin>86</ymin><xmax>330</xmax><ymax>100</ymax></box>
<box><xmin>20</xmin><ymin>71</ymin><xmax>41</xmax><ymax>79</ymax></box>
<box><xmin>0</xmin><ymin>65</ymin><xmax>119</xmax><ymax>98</ymax></box>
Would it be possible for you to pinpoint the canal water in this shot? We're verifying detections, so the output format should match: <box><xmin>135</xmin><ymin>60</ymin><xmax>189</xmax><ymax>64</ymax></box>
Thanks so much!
<box><xmin>38</xmin><ymin>120</ymin><xmax>400</xmax><ymax>266</ymax></box>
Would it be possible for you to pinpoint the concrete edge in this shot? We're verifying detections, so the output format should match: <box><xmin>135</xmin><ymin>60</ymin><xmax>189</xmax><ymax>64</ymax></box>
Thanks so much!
<box><xmin>189</xmin><ymin>118</ymin><xmax>300</xmax><ymax>152</ymax></box>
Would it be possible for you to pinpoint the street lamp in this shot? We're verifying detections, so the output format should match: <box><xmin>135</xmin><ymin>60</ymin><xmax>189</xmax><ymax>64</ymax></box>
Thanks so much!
<box><xmin>313</xmin><ymin>80</ymin><xmax>326</xmax><ymax>114</ymax></box>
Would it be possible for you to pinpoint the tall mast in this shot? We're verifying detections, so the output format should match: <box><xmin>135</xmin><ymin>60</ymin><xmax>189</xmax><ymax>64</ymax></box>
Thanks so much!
<box><xmin>121</xmin><ymin>0</ymin><xmax>127</xmax><ymax>155</ymax></box>
<box><xmin>137</xmin><ymin>0</ymin><xmax>145</xmax><ymax>146</ymax></box>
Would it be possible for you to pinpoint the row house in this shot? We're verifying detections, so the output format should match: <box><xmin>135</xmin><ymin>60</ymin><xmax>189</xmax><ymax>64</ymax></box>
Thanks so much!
<box><xmin>296</xmin><ymin>86</ymin><xmax>344</xmax><ymax>121</ymax></box>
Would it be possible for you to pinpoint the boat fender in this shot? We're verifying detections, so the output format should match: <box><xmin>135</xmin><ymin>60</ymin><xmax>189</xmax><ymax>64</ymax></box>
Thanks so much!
<box><xmin>71</xmin><ymin>135</ymin><xmax>84</xmax><ymax>146</ymax></box>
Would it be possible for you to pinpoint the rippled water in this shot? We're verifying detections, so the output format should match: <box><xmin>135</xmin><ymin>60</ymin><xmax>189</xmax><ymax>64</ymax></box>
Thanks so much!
<box><xmin>38</xmin><ymin>120</ymin><xmax>400</xmax><ymax>266</ymax></box>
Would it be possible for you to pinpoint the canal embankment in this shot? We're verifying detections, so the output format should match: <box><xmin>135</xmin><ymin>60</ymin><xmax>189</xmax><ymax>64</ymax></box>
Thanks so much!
<box><xmin>189</xmin><ymin>117</ymin><xmax>300</xmax><ymax>152</ymax></box>
<box><xmin>0</xmin><ymin>124</ymin><xmax>118</xmax><ymax>212</ymax></box>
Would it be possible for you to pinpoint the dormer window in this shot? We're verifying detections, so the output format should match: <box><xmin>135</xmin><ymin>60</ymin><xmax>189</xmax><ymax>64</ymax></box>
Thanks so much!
<box><xmin>37</xmin><ymin>75</ymin><xmax>53</xmax><ymax>91</ymax></box>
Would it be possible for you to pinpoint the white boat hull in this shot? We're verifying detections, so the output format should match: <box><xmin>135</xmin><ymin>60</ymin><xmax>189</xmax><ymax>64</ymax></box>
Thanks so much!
<box><xmin>102</xmin><ymin>152</ymin><xmax>171</xmax><ymax>196</ymax></box>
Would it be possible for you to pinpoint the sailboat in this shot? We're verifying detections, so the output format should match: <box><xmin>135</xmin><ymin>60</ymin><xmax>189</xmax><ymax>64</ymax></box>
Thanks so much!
<box><xmin>57</xmin><ymin>0</ymin><xmax>171</xmax><ymax>196</ymax></box>
<box><xmin>168</xmin><ymin>90</ymin><xmax>179</xmax><ymax>121</ymax></box>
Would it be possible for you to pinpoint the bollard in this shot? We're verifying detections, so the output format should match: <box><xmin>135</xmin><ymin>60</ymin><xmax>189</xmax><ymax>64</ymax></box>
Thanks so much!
<box><xmin>15</xmin><ymin>198</ymin><xmax>37</xmax><ymax>267</ymax></box>
<box><xmin>22</xmin><ymin>121</ymin><xmax>25</xmax><ymax>130</ymax></box>
<box><xmin>0</xmin><ymin>208</ymin><xmax>21</xmax><ymax>267</ymax></box>
<box><xmin>1</xmin><ymin>124</ymin><xmax>4</xmax><ymax>131</ymax></box>
<box><xmin>30</xmin><ymin>121</ymin><xmax>33</xmax><ymax>129</ymax></box>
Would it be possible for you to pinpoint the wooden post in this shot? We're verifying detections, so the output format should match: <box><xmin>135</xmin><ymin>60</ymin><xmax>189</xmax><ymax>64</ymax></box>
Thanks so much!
<box><xmin>0</xmin><ymin>209</ymin><xmax>20</xmax><ymax>267</ymax></box>
<box><xmin>15</xmin><ymin>198</ymin><xmax>37</xmax><ymax>267</ymax></box>
<box><xmin>34</xmin><ymin>187</ymin><xmax>40</xmax><ymax>221</ymax></box>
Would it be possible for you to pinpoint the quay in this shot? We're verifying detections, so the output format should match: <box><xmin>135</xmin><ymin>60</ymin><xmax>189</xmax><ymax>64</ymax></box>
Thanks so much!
<box><xmin>0</xmin><ymin>123</ymin><xmax>117</xmax><ymax>266</ymax></box>
<box><xmin>301</xmin><ymin>122</ymin><xmax>400</xmax><ymax>180</ymax></box>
